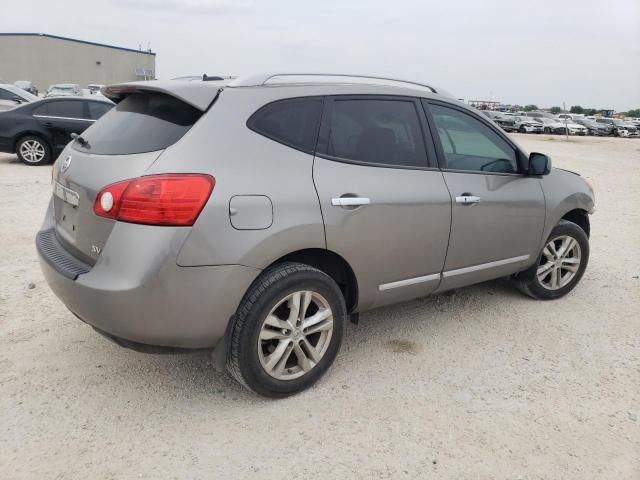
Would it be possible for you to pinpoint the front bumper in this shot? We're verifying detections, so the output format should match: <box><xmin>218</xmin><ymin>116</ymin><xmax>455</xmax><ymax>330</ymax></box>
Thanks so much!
<box><xmin>37</xmin><ymin>210</ymin><xmax>261</xmax><ymax>349</ymax></box>
<box><xmin>618</xmin><ymin>130</ymin><xmax>639</xmax><ymax>138</ymax></box>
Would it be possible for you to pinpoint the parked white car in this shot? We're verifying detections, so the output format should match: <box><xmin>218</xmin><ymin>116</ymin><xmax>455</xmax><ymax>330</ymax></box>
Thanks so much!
<box><xmin>0</xmin><ymin>84</ymin><xmax>39</xmax><ymax>111</ymax></box>
<box><xmin>533</xmin><ymin>117</ymin><xmax>567</xmax><ymax>134</ymax></box>
<box><xmin>564</xmin><ymin>121</ymin><xmax>588</xmax><ymax>136</ymax></box>
<box><xmin>512</xmin><ymin>116</ymin><xmax>544</xmax><ymax>133</ymax></box>
<box><xmin>87</xmin><ymin>84</ymin><xmax>106</xmax><ymax>95</ymax></box>
<box><xmin>45</xmin><ymin>84</ymin><xmax>83</xmax><ymax>97</ymax></box>
<box><xmin>614</xmin><ymin>122</ymin><xmax>639</xmax><ymax>137</ymax></box>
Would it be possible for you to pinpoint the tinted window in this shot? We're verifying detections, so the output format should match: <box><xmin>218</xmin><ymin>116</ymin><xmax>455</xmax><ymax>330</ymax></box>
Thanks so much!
<box><xmin>326</xmin><ymin>99</ymin><xmax>427</xmax><ymax>167</ymax></box>
<box><xmin>31</xmin><ymin>102</ymin><xmax>48</xmax><ymax>115</ymax></box>
<box><xmin>429</xmin><ymin>104</ymin><xmax>518</xmax><ymax>173</ymax></box>
<box><xmin>248</xmin><ymin>98</ymin><xmax>322</xmax><ymax>153</ymax></box>
<box><xmin>0</xmin><ymin>88</ymin><xmax>14</xmax><ymax>101</ymax></box>
<box><xmin>86</xmin><ymin>101</ymin><xmax>112</xmax><ymax>120</ymax></box>
<box><xmin>74</xmin><ymin>92</ymin><xmax>202</xmax><ymax>155</ymax></box>
<box><xmin>46</xmin><ymin>100</ymin><xmax>85</xmax><ymax>118</ymax></box>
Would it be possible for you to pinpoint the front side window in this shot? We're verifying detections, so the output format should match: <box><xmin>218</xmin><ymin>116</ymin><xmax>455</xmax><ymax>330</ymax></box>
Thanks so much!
<box><xmin>429</xmin><ymin>103</ymin><xmax>518</xmax><ymax>174</ymax></box>
<box><xmin>46</xmin><ymin>100</ymin><xmax>84</xmax><ymax>119</ymax></box>
<box><xmin>248</xmin><ymin>98</ymin><xmax>322</xmax><ymax>153</ymax></box>
<box><xmin>325</xmin><ymin>99</ymin><xmax>427</xmax><ymax>167</ymax></box>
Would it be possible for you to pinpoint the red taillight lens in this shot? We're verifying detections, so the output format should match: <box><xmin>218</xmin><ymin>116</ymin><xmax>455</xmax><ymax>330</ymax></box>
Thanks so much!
<box><xmin>93</xmin><ymin>174</ymin><xmax>215</xmax><ymax>226</ymax></box>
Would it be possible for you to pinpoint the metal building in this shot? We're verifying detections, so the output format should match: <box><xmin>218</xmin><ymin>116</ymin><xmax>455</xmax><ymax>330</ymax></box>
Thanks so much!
<box><xmin>0</xmin><ymin>33</ymin><xmax>156</xmax><ymax>92</ymax></box>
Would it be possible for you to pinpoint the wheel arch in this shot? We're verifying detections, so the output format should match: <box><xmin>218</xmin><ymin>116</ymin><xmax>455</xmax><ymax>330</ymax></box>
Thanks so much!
<box><xmin>266</xmin><ymin>248</ymin><xmax>359</xmax><ymax>313</ymax></box>
<box><xmin>561</xmin><ymin>209</ymin><xmax>590</xmax><ymax>237</ymax></box>
<box><xmin>12</xmin><ymin>130</ymin><xmax>52</xmax><ymax>153</ymax></box>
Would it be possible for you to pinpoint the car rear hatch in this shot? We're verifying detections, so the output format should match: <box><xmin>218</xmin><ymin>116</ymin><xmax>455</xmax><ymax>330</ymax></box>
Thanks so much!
<box><xmin>51</xmin><ymin>82</ymin><xmax>220</xmax><ymax>264</ymax></box>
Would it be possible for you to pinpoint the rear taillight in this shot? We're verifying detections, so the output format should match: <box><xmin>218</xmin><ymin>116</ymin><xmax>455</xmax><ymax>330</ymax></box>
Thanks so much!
<box><xmin>93</xmin><ymin>174</ymin><xmax>215</xmax><ymax>226</ymax></box>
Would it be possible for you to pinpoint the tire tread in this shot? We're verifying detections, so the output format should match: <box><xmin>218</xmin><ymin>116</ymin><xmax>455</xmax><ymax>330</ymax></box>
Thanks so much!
<box><xmin>226</xmin><ymin>262</ymin><xmax>328</xmax><ymax>392</ymax></box>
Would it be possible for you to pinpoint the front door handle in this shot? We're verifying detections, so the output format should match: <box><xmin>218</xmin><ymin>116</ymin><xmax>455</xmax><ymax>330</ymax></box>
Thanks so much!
<box><xmin>331</xmin><ymin>197</ymin><xmax>371</xmax><ymax>207</ymax></box>
<box><xmin>455</xmin><ymin>194</ymin><xmax>481</xmax><ymax>206</ymax></box>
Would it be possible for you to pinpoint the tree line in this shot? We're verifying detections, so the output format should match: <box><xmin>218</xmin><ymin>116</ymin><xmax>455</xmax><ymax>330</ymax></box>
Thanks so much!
<box><xmin>520</xmin><ymin>104</ymin><xmax>640</xmax><ymax>117</ymax></box>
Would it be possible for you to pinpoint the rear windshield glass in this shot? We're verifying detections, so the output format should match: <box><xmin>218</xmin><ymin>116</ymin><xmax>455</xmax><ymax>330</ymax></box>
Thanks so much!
<box><xmin>73</xmin><ymin>91</ymin><xmax>202</xmax><ymax>155</ymax></box>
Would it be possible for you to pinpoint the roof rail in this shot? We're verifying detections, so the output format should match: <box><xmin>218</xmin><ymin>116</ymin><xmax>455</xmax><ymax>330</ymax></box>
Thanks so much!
<box><xmin>229</xmin><ymin>73</ymin><xmax>444</xmax><ymax>94</ymax></box>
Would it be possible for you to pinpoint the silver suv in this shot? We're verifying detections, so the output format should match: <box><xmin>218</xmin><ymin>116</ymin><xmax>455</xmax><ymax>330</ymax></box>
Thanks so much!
<box><xmin>37</xmin><ymin>74</ymin><xmax>595</xmax><ymax>397</ymax></box>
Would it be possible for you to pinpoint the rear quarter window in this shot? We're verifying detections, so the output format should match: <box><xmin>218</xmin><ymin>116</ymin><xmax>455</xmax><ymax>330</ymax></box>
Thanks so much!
<box><xmin>247</xmin><ymin>98</ymin><xmax>323</xmax><ymax>153</ymax></box>
<box><xmin>86</xmin><ymin>101</ymin><xmax>113</xmax><ymax>120</ymax></box>
<box><xmin>73</xmin><ymin>91</ymin><xmax>202</xmax><ymax>155</ymax></box>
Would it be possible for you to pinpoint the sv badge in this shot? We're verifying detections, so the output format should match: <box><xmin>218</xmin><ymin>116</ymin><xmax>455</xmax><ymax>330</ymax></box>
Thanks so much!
<box><xmin>91</xmin><ymin>245</ymin><xmax>102</xmax><ymax>255</ymax></box>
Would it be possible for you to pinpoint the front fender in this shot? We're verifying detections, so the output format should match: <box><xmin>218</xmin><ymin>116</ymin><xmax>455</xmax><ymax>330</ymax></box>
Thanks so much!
<box><xmin>540</xmin><ymin>168</ymin><xmax>594</xmax><ymax>247</ymax></box>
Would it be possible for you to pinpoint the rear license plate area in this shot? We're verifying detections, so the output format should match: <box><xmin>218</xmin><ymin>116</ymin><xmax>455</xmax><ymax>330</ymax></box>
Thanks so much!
<box><xmin>53</xmin><ymin>181</ymin><xmax>80</xmax><ymax>241</ymax></box>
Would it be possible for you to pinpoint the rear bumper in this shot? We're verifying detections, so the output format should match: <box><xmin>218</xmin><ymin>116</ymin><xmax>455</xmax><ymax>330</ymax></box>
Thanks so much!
<box><xmin>37</xmin><ymin>213</ymin><xmax>261</xmax><ymax>349</ymax></box>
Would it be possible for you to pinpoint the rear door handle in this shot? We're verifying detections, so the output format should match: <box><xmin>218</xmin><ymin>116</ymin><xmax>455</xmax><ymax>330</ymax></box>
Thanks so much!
<box><xmin>455</xmin><ymin>194</ymin><xmax>481</xmax><ymax>206</ymax></box>
<box><xmin>331</xmin><ymin>197</ymin><xmax>371</xmax><ymax>207</ymax></box>
<box><xmin>42</xmin><ymin>122</ymin><xmax>54</xmax><ymax>127</ymax></box>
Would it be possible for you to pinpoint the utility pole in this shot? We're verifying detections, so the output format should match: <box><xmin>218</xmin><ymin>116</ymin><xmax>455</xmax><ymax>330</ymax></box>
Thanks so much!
<box><xmin>563</xmin><ymin>102</ymin><xmax>569</xmax><ymax>141</ymax></box>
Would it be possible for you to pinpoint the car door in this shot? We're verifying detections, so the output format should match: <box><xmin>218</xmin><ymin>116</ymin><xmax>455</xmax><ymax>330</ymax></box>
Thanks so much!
<box><xmin>423</xmin><ymin>100</ymin><xmax>545</xmax><ymax>291</ymax></box>
<box><xmin>33</xmin><ymin>99</ymin><xmax>92</xmax><ymax>150</ymax></box>
<box><xmin>313</xmin><ymin>95</ymin><xmax>452</xmax><ymax>311</ymax></box>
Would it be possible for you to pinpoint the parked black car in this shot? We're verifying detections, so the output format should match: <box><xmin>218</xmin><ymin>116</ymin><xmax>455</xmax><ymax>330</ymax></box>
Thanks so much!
<box><xmin>0</xmin><ymin>96</ymin><xmax>113</xmax><ymax>165</ymax></box>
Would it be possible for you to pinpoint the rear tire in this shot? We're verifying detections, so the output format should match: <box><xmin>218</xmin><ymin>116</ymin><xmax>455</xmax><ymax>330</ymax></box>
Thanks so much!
<box><xmin>227</xmin><ymin>262</ymin><xmax>346</xmax><ymax>397</ymax></box>
<box><xmin>515</xmin><ymin>220</ymin><xmax>589</xmax><ymax>300</ymax></box>
<box><xmin>519</xmin><ymin>125</ymin><xmax>527</xmax><ymax>133</ymax></box>
<box><xmin>16</xmin><ymin>135</ymin><xmax>51</xmax><ymax>166</ymax></box>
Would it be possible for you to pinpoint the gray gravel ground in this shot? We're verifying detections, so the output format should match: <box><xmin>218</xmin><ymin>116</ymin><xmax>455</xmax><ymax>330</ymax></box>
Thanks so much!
<box><xmin>1</xmin><ymin>134</ymin><xmax>639</xmax><ymax>479</ymax></box>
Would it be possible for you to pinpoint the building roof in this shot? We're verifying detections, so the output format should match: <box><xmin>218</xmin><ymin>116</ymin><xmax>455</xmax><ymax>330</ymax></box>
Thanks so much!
<box><xmin>0</xmin><ymin>33</ymin><xmax>156</xmax><ymax>56</ymax></box>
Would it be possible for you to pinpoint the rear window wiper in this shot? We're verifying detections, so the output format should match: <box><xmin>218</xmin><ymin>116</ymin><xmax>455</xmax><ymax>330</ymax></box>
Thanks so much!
<box><xmin>71</xmin><ymin>133</ymin><xmax>90</xmax><ymax>148</ymax></box>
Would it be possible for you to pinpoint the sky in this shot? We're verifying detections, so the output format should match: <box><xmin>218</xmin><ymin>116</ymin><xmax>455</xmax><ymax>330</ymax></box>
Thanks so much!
<box><xmin>2</xmin><ymin>0</ymin><xmax>639</xmax><ymax>110</ymax></box>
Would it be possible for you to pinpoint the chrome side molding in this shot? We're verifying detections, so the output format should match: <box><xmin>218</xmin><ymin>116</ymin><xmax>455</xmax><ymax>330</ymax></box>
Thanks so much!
<box><xmin>378</xmin><ymin>273</ymin><xmax>440</xmax><ymax>291</ymax></box>
<box><xmin>377</xmin><ymin>254</ymin><xmax>531</xmax><ymax>291</ymax></box>
<box><xmin>442</xmin><ymin>255</ymin><xmax>530</xmax><ymax>278</ymax></box>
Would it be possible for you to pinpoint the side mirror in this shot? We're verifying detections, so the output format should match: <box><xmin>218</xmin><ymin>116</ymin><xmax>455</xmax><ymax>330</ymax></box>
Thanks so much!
<box><xmin>12</xmin><ymin>96</ymin><xmax>24</xmax><ymax>104</ymax></box>
<box><xmin>528</xmin><ymin>152</ymin><xmax>551</xmax><ymax>176</ymax></box>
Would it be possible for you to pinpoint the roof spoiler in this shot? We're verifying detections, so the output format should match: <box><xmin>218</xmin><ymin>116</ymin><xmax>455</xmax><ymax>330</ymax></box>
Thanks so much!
<box><xmin>101</xmin><ymin>80</ymin><xmax>221</xmax><ymax>111</ymax></box>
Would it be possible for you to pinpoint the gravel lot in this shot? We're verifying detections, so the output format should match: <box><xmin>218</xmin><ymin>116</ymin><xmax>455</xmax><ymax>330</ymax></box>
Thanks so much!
<box><xmin>1</xmin><ymin>134</ymin><xmax>639</xmax><ymax>479</ymax></box>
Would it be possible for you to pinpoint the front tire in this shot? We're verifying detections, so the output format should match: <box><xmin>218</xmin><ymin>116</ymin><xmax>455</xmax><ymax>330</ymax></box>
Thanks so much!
<box><xmin>515</xmin><ymin>220</ymin><xmax>589</xmax><ymax>300</ymax></box>
<box><xmin>227</xmin><ymin>262</ymin><xmax>346</xmax><ymax>397</ymax></box>
<box><xmin>16</xmin><ymin>136</ymin><xmax>51</xmax><ymax>166</ymax></box>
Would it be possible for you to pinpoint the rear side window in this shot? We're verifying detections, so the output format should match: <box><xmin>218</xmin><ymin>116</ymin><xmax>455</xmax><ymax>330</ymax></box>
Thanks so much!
<box><xmin>86</xmin><ymin>101</ymin><xmax>112</xmax><ymax>120</ymax></box>
<box><xmin>248</xmin><ymin>98</ymin><xmax>322</xmax><ymax>153</ymax></box>
<box><xmin>39</xmin><ymin>100</ymin><xmax>85</xmax><ymax>119</ymax></box>
<box><xmin>74</xmin><ymin>91</ymin><xmax>202</xmax><ymax>155</ymax></box>
<box><xmin>325</xmin><ymin>99</ymin><xmax>427</xmax><ymax>168</ymax></box>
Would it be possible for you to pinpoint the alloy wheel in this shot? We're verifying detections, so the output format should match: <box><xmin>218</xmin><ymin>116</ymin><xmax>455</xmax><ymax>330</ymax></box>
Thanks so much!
<box><xmin>258</xmin><ymin>290</ymin><xmax>334</xmax><ymax>380</ymax></box>
<box><xmin>537</xmin><ymin>235</ymin><xmax>582</xmax><ymax>290</ymax></box>
<box><xmin>19</xmin><ymin>140</ymin><xmax>46</xmax><ymax>163</ymax></box>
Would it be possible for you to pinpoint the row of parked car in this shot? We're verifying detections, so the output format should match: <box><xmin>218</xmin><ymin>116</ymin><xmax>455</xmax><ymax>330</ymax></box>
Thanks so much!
<box><xmin>0</xmin><ymin>81</ymin><xmax>106</xmax><ymax>111</ymax></box>
<box><xmin>480</xmin><ymin>110</ymin><xmax>639</xmax><ymax>137</ymax></box>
